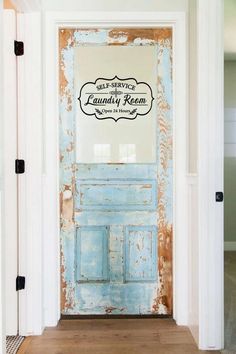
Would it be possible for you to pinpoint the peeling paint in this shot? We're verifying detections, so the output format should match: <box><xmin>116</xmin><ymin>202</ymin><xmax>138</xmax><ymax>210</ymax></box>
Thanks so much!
<box><xmin>108</xmin><ymin>28</ymin><xmax>172</xmax><ymax>44</ymax></box>
<box><xmin>105</xmin><ymin>306</ymin><xmax>125</xmax><ymax>314</ymax></box>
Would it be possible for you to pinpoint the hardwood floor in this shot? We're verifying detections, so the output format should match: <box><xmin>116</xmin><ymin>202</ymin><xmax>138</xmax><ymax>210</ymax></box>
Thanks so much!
<box><xmin>17</xmin><ymin>319</ymin><xmax>220</xmax><ymax>354</ymax></box>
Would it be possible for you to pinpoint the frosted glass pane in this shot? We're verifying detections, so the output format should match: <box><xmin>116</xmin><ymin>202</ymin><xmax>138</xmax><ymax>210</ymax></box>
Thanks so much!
<box><xmin>74</xmin><ymin>46</ymin><xmax>157</xmax><ymax>163</ymax></box>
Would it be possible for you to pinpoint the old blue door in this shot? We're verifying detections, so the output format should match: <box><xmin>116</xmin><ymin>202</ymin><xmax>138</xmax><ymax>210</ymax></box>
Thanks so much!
<box><xmin>59</xmin><ymin>28</ymin><xmax>173</xmax><ymax>315</ymax></box>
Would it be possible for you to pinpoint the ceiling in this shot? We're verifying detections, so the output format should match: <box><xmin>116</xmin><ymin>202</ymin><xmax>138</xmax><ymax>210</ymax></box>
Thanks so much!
<box><xmin>225</xmin><ymin>0</ymin><xmax>236</xmax><ymax>60</ymax></box>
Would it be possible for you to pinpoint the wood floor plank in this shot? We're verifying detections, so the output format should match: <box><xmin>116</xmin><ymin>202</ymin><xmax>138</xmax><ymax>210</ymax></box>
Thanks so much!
<box><xmin>17</xmin><ymin>337</ymin><xmax>32</xmax><ymax>354</ymax></box>
<box><xmin>18</xmin><ymin>319</ymin><xmax>220</xmax><ymax>354</ymax></box>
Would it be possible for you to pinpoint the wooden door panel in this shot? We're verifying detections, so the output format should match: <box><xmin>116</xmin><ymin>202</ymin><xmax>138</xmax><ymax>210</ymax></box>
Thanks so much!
<box><xmin>75</xmin><ymin>180</ymin><xmax>157</xmax><ymax>211</ymax></box>
<box><xmin>124</xmin><ymin>226</ymin><xmax>157</xmax><ymax>282</ymax></box>
<box><xmin>76</xmin><ymin>226</ymin><xmax>109</xmax><ymax>282</ymax></box>
<box><xmin>75</xmin><ymin>211</ymin><xmax>157</xmax><ymax>226</ymax></box>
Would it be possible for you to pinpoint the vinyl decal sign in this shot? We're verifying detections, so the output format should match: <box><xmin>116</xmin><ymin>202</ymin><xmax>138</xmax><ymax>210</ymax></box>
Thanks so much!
<box><xmin>78</xmin><ymin>76</ymin><xmax>154</xmax><ymax>122</ymax></box>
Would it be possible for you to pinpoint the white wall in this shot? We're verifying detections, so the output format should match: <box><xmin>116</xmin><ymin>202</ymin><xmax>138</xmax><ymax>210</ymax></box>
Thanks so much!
<box><xmin>42</xmin><ymin>0</ymin><xmax>188</xmax><ymax>12</ymax></box>
<box><xmin>189</xmin><ymin>0</ymin><xmax>197</xmax><ymax>173</ymax></box>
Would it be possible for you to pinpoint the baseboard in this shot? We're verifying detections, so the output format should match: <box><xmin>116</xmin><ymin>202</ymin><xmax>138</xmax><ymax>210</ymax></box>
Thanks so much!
<box><xmin>224</xmin><ymin>242</ymin><xmax>236</xmax><ymax>251</ymax></box>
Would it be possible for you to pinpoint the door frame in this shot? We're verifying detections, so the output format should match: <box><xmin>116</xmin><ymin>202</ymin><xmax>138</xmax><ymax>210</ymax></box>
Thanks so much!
<box><xmin>196</xmin><ymin>0</ymin><xmax>224</xmax><ymax>349</ymax></box>
<box><xmin>3</xmin><ymin>9</ymin><xmax>18</xmax><ymax>336</ymax></box>
<box><xmin>17</xmin><ymin>12</ymin><xmax>43</xmax><ymax>336</ymax></box>
<box><xmin>0</xmin><ymin>2</ymin><xmax>225</xmax><ymax>352</ymax></box>
<box><xmin>43</xmin><ymin>11</ymin><xmax>188</xmax><ymax>327</ymax></box>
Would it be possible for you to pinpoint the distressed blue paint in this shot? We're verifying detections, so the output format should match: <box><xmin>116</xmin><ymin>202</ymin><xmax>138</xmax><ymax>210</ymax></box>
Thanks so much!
<box><xmin>74</xmin><ymin>29</ymin><xmax>108</xmax><ymax>44</ymax></box>
<box><xmin>60</xmin><ymin>28</ymin><xmax>173</xmax><ymax>315</ymax></box>
<box><xmin>76</xmin><ymin>226</ymin><xmax>109</xmax><ymax>282</ymax></box>
<box><xmin>76</xmin><ymin>164</ymin><xmax>158</xmax><ymax>180</ymax></box>
<box><xmin>71</xmin><ymin>283</ymin><xmax>158</xmax><ymax>315</ymax></box>
<box><xmin>75</xmin><ymin>180</ymin><xmax>157</xmax><ymax>211</ymax></box>
<box><xmin>75</xmin><ymin>211</ymin><xmax>157</xmax><ymax>226</ymax></box>
<box><xmin>61</xmin><ymin>228</ymin><xmax>75</xmax><ymax>281</ymax></box>
<box><xmin>124</xmin><ymin>226</ymin><xmax>157</xmax><ymax>282</ymax></box>
<box><xmin>109</xmin><ymin>226</ymin><xmax>124</xmax><ymax>283</ymax></box>
<box><xmin>154</xmin><ymin>39</ymin><xmax>173</xmax><ymax>230</ymax></box>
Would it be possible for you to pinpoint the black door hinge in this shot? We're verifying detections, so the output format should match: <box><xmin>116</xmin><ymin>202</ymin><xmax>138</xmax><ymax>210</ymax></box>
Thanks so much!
<box><xmin>15</xmin><ymin>159</ymin><xmax>25</xmax><ymax>174</ymax></box>
<box><xmin>216</xmin><ymin>191</ymin><xmax>224</xmax><ymax>202</ymax></box>
<box><xmin>14</xmin><ymin>40</ymin><xmax>24</xmax><ymax>56</ymax></box>
<box><xmin>16</xmin><ymin>276</ymin><xmax>25</xmax><ymax>291</ymax></box>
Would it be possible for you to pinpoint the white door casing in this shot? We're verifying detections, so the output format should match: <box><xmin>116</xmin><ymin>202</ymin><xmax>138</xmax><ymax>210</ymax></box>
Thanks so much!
<box><xmin>43</xmin><ymin>10</ymin><xmax>188</xmax><ymax>327</ymax></box>
<box><xmin>197</xmin><ymin>0</ymin><xmax>224</xmax><ymax>350</ymax></box>
<box><xmin>17</xmin><ymin>12</ymin><xmax>43</xmax><ymax>336</ymax></box>
<box><xmin>3</xmin><ymin>9</ymin><xmax>18</xmax><ymax>336</ymax></box>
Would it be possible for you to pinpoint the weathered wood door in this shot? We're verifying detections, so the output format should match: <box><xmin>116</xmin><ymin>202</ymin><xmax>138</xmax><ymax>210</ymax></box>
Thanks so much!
<box><xmin>59</xmin><ymin>28</ymin><xmax>173</xmax><ymax>315</ymax></box>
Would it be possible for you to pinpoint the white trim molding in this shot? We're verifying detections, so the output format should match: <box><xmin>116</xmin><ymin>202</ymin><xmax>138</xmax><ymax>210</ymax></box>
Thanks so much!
<box><xmin>197</xmin><ymin>0</ymin><xmax>224</xmax><ymax>350</ymax></box>
<box><xmin>43</xmin><ymin>11</ymin><xmax>188</xmax><ymax>328</ymax></box>
<box><xmin>224</xmin><ymin>242</ymin><xmax>236</xmax><ymax>251</ymax></box>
